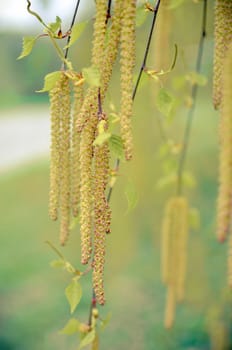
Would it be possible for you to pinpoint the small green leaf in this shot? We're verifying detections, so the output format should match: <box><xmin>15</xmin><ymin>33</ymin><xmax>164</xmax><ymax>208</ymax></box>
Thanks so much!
<box><xmin>155</xmin><ymin>88</ymin><xmax>176</xmax><ymax>117</ymax></box>
<box><xmin>100</xmin><ymin>312</ymin><xmax>112</xmax><ymax>331</ymax></box>
<box><xmin>156</xmin><ymin>173</ymin><xmax>177</xmax><ymax>190</ymax></box>
<box><xmin>37</xmin><ymin>71</ymin><xmax>62</xmax><ymax>92</ymax></box>
<box><xmin>60</xmin><ymin>318</ymin><xmax>80</xmax><ymax>335</ymax></box>
<box><xmin>185</xmin><ymin>71</ymin><xmax>208</xmax><ymax>86</ymax></box>
<box><xmin>136</xmin><ymin>5</ymin><xmax>148</xmax><ymax>27</ymax></box>
<box><xmin>182</xmin><ymin>171</ymin><xmax>196</xmax><ymax>188</ymax></box>
<box><xmin>17</xmin><ymin>36</ymin><xmax>37</xmax><ymax>59</ymax></box>
<box><xmin>82</xmin><ymin>66</ymin><xmax>101</xmax><ymax>87</ymax></box>
<box><xmin>78</xmin><ymin>329</ymin><xmax>96</xmax><ymax>350</ymax></box>
<box><xmin>48</xmin><ymin>16</ymin><xmax>62</xmax><ymax>33</ymax></box>
<box><xmin>65</xmin><ymin>278</ymin><xmax>82</xmax><ymax>314</ymax></box>
<box><xmin>93</xmin><ymin>132</ymin><xmax>111</xmax><ymax>146</ymax></box>
<box><xmin>92</xmin><ymin>333</ymin><xmax>99</xmax><ymax>350</ymax></box>
<box><xmin>189</xmin><ymin>207</ymin><xmax>200</xmax><ymax>231</ymax></box>
<box><xmin>109</xmin><ymin>134</ymin><xmax>124</xmax><ymax>159</ymax></box>
<box><xmin>65</xmin><ymin>21</ymin><xmax>87</xmax><ymax>48</ymax></box>
<box><xmin>50</xmin><ymin>259</ymin><xmax>66</xmax><ymax>268</ymax></box>
<box><xmin>125</xmin><ymin>182</ymin><xmax>139</xmax><ymax>214</ymax></box>
<box><xmin>65</xmin><ymin>261</ymin><xmax>76</xmax><ymax>274</ymax></box>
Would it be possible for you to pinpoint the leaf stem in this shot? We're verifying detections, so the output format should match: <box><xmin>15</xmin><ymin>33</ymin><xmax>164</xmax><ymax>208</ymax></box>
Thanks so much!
<box><xmin>176</xmin><ymin>0</ymin><xmax>207</xmax><ymax>196</ymax></box>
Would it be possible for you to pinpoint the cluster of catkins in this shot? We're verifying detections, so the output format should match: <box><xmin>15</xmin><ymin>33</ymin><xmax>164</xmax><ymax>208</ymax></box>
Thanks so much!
<box><xmin>48</xmin><ymin>0</ymin><xmax>136</xmax><ymax>305</ymax></box>
<box><xmin>214</xmin><ymin>0</ymin><xmax>232</xmax><ymax>287</ymax></box>
<box><xmin>161</xmin><ymin>196</ymin><xmax>189</xmax><ymax>328</ymax></box>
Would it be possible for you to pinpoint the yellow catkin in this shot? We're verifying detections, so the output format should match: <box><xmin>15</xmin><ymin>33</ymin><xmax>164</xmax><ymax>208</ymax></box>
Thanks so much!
<box><xmin>217</xmin><ymin>44</ymin><xmax>232</xmax><ymax>243</ymax></box>
<box><xmin>228</xmin><ymin>232</ymin><xmax>232</xmax><ymax>288</ymax></box>
<box><xmin>59</xmin><ymin>74</ymin><xmax>71</xmax><ymax>245</ymax></box>
<box><xmin>93</xmin><ymin>113</ymin><xmax>110</xmax><ymax>305</ymax></box>
<box><xmin>153</xmin><ymin>0</ymin><xmax>172</xmax><ymax>72</ymax></box>
<box><xmin>48</xmin><ymin>78</ymin><xmax>62</xmax><ymax>221</ymax></box>
<box><xmin>79</xmin><ymin>109</ymin><xmax>98</xmax><ymax>264</ymax></box>
<box><xmin>164</xmin><ymin>285</ymin><xmax>176</xmax><ymax>329</ymax></box>
<box><xmin>101</xmin><ymin>0</ymin><xmax>123</xmax><ymax>97</ymax></box>
<box><xmin>119</xmin><ymin>0</ymin><xmax>136</xmax><ymax>161</ymax></box>
<box><xmin>92</xmin><ymin>0</ymin><xmax>107</xmax><ymax>68</ymax></box>
<box><xmin>71</xmin><ymin>79</ymin><xmax>83</xmax><ymax>217</ymax></box>
<box><xmin>213</xmin><ymin>0</ymin><xmax>232</xmax><ymax>109</ymax></box>
<box><xmin>175</xmin><ymin>197</ymin><xmax>189</xmax><ymax>302</ymax></box>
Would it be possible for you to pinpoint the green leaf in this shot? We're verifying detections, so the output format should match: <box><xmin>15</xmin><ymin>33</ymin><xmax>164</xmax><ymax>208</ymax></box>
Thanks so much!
<box><xmin>100</xmin><ymin>312</ymin><xmax>112</xmax><ymax>331</ymax></box>
<box><xmin>78</xmin><ymin>329</ymin><xmax>96</xmax><ymax>350</ymax></box>
<box><xmin>125</xmin><ymin>182</ymin><xmax>139</xmax><ymax>214</ymax></box>
<box><xmin>155</xmin><ymin>88</ymin><xmax>176</xmax><ymax>117</ymax></box>
<box><xmin>82</xmin><ymin>66</ymin><xmax>101</xmax><ymax>87</ymax></box>
<box><xmin>50</xmin><ymin>259</ymin><xmax>66</xmax><ymax>268</ymax></box>
<box><xmin>92</xmin><ymin>333</ymin><xmax>99</xmax><ymax>350</ymax></box>
<box><xmin>185</xmin><ymin>71</ymin><xmax>208</xmax><ymax>86</ymax></box>
<box><xmin>17</xmin><ymin>36</ymin><xmax>37</xmax><ymax>59</ymax></box>
<box><xmin>109</xmin><ymin>134</ymin><xmax>124</xmax><ymax>159</ymax></box>
<box><xmin>156</xmin><ymin>173</ymin><xmax>177</xmax><ymax>190</ymax></box>
<box><xmin>65</xmin><ymin>278</ymin><xmax>82</xmax><ymax>314</ymax></box>
<box><xmin>48</xmin><ymin>16</ymin><xmax>62</xmax><ymax>33</ymax></box>
<box><xmin>182</xmin><ymin>171</ymin><xmax>196</xmax><ymax>188</ymax></box>
<box><xmin>37</xmin><ymin>71</ymin><xmax>62</xmax><ymax>92</ymax></box>
<box><xmin>65</xmin><ymin>21</ymin><xmax>87</xmax><ymax>48</ymax></box>
<box><xmin>60</xmin><ymin>318</ymin><xmax>80</xmax><ymax>335</ymax></box>
<box><xmin>93</xmin><ymin>132</ymin><xmax>111</xmax><ymax>146</ymax></box>
<box><xmin>136</xmin><ymin>5</ymin><xmax>148</xmax><ymax>27</ymax></box>
<box><xmin>189</xmin><ymin>207</ymin><xmax>200</xmax><ymax>231</ymax></box>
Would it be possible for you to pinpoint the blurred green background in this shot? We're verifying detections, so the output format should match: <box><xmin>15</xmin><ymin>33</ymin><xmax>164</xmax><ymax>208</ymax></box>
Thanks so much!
<box><xmin>1</xmin><ymin>1</ymin><xmax>230</xmax><ymax>349</ymax></box>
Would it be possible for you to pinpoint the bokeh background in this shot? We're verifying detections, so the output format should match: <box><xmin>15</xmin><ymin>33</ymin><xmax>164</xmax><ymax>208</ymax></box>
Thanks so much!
<box><xmin>0</xmin><ymin>1</ymin><xmax>229</xmax><ymax>349</ymax></box>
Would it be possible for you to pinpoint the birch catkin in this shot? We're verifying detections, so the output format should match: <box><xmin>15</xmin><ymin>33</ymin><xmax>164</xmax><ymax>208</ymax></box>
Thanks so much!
<box><xmin>217</xmin><ymin>44</ymin><xmax>232</xmax><ymax>243</ymax></box>
<box><xmin>59</xmin><ymin>74</ymin><xmax>71</xmax><ymax>245</ymax></box>
<box><xmin>49</xmin><ymin>78</ymin><xmax>62</xmax><ymax>221</ymax></box>
<box><xmin>120</xmin><ymin>0</ymin><xmax>136</xmax><ymax>161</ymax></box>
<box><xmin>93</xmin><ymin>114</ymin><xmax>110</xmax><ymax>304</ymax></box>
<box><xmin>213</xmin><ymin>0</ymin><xmax>232</xmax><ymax>109</ymax></box>
<box><xmin>71</xmin><ymin>79</ymin><xmax>83</xmax><ymax>217</ymax></box>
<box><xmin>161</xmin><ymin>196</ymin><xmax>189</xmax><ymax>327</ymax></box>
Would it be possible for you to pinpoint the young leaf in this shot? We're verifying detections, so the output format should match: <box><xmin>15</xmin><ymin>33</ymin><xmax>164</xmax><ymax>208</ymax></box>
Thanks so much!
<box><xmin>109</xmin><ymin>134</ymin><xmax>124</xmax><ymax>159</ymax></box>
<box><xmin>92</xmin><ymin>333</ymin><xmax>99</xmax><ymax>350</ymax></box>
<box><xmin>65</xmin><ymin>278</ymin><xmax>82</xmax><ymax>314</ymax></box>
<box><xmin>155</xmin><ymin>88</ymin><xmax>176</xmax><ymax>117</ymax></box>
<box><xmin>100</xmin><ymin>312</ymin><xmax>112</xmax><ymax>331</ymax></box>
<box><xmin>156</xmin><ymin>173</ymin><xmax>177</xmax><ymax>190</ymax></box>
<box><xmin>37</xmin><ymin>71</ymin><xmax>62</xmax><ymax>92</ymax></box>
<box><xmin>17</xmin><ymin>36</ymin><xmax>37</xmax><ymax>60</ymax></box>
<box><xmin>50</xmin><ymin>259</ymin><xmax>66</xmax><ymax>269</ymax></box>
<box><xmin>60</xmin><ymin>318</ymin><xmax>80</xmax><ymax>335</ymax></box>
<box><xmin>136</xmin><ymin>5</ymin><xmax>148</xmax><ymax>27</ymax></box>
<box><xmin>48</xmin><ymin>16</ymin><xmax>62</xmax><ymax>33</ymax></box>
<box><xmin>78</xmin><ymin>329</ymin><xmax>96</xmax><ymax>350</ymax></box>
<box><xmin>93</xmin><ymin>132</ymin><xmax>111</xmax><ymax>146</ymax></box>
<box><xmin>65</xmin><ymin>21</ymin><xmax>87</xmax><ymax>48</ymax></box>
<box><xmin>182</xmin><ymin>171</ymin><xmax>196</xmax><ymax>188</ymax></box>
<box><xmin>125</xmin><ymin>182</ymin><xmax>139</xmax><ymax>214</ymax></box>
<box><xmin>82</xmin><ymin>66</ymin><xmax>101</xmax><ymax>87</ymax></box>
<box><xmin>186</xmin><ymin>71</ymin><xmax>208</xmax><ymax>86</ymax></box>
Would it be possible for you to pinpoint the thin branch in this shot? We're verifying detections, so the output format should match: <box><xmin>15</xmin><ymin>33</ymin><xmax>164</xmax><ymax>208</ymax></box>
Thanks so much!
<box><xmin>64</xmin><ymin>0</ymin><xmax>82</xmax><ymax>62</ymax></box>
<box><xmin>106</xmin><ymin>0</ymin><xmax>112</xmax><ymax>25</ymax></box>
<box><xmin>176</xmin><ymin>0</ymin><xmax>207</xmax><ymax>195</ymax></box>
<box><xmin>132</xmin><ymin>0</ymin><xmax>161</xmax><ymax>101</ymax></box>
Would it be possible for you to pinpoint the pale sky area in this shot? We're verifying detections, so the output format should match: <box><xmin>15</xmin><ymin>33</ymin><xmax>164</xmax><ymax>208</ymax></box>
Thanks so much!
<box><xmin>0</xmin><ymin>0</ymin><xmax>94</xmax><ymax>31</ymax></box>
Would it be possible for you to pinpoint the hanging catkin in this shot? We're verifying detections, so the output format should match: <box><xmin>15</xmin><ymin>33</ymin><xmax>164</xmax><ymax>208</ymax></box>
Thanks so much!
<box><xmin>59</xmin><ymin>74</ymin><xmax>71</xmax><ymax>245</ymax></box>
<box><xmin>153</xmin><ymin>0</ymin><xmax>172</xmax><ymax>73</ymax></box>
<box><xmin>119</xmin><ymin>0</ymin><xmax>136</xmax><ymax>161</ymax></box>
<box><xmin>161</xmin><ymin>196</ymin><xmax>189</xmax><ymax>327</ymax></box>
<box><xmin>213</xmin><ymin>0</ymin><xmax>232</xmax><ymax>109</ymax></box>
<box><xmin>71</xmin><ymin>77</ymin><xmax>83</xmax><ymax>217</ymax></box>
<box><xmin>93</xmin><ymin>113</ymin><xmax>110</xmax><ymax>305</ymax></box>
<box><xmin>217</xmin><ymin>44</ymin><xmax>232</xmax><ymax>243</ymax></box>
<box><xmin>228</xmin><ymin>232</ymin><xmax>232</xmax><ymax>288</ymax></box>
<box><xmin>49</xmin><ymin>77</ymin><xmax>62</xmax><ymax>221</ymax></box>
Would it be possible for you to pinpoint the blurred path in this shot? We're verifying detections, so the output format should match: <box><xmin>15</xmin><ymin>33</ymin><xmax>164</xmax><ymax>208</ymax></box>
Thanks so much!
<box><xmin>0</xmin><ymin>105</ymin><xmax>50</xmax><ymax>171</ymax></box>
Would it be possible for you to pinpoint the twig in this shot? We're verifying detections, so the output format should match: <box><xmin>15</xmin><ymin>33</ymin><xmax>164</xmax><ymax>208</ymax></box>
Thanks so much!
<box><xmin>176</xmin><ymin>0</ymin><xmax>207</xmax><ymax>195</ymax></box>
<box><xmin>63</xmin><ymin>0</ymin><xmax>82</xmax><ymax>63</ymax></box>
